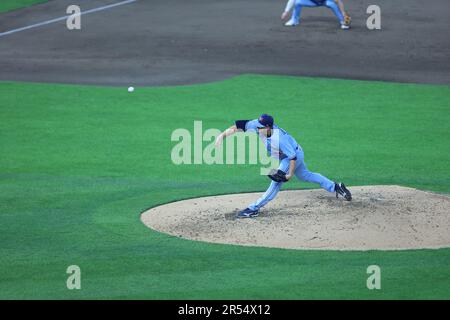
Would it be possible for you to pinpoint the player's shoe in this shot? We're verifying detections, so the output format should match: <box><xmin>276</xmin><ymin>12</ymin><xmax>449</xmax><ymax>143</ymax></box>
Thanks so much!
<box><xmin>236</xmin><ymin>208</ymin><xmax>260</xmax><ymax>218</ymax></box>
<box><xmin>335</xmin><ymin>182</ymin><xmax>352</xmax><ymax>201</ymax></box>
<box><xmin>340</xmin><ymin>24</ymin><xmax>350</xmax><ymax>30</ymax></box>
<box><xmin>284</xmin><ymin>19</ymin><xmax>299</xmax><ymax>27</ymax></box>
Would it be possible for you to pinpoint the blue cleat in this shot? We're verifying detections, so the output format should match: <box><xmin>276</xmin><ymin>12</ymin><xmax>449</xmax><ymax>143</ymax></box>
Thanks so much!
<box><xmin>236</xmin><ymin>207</ymin><xmax>259</xmax><ymax>219</ymax></box>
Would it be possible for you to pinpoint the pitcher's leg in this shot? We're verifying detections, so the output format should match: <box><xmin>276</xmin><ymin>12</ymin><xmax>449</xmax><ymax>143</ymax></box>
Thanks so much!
<box><xmin>295</xmin><ymin>158</ymin><xmax>335</xmax><ymax>192</ymax></box>
<box><xmin>248</xmin><ymin>180</ymin><xmax>283</xmax><ymax>211</ymax></box>
<box><xmin>249</xmin><ymin>158</ymin><xmax>290</xmax><ymax>210</ymax></box>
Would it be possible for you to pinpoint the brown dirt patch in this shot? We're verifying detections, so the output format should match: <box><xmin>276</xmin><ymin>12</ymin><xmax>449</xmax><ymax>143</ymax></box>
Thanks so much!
<box><xmin>141</xmin><ymin>186</ymin><xmax>450</xmax><ymax>250</ymax></box>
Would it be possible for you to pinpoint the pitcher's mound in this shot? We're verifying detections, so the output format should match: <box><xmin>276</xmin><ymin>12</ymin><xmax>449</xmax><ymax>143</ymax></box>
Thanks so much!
<box><xmin>141</xmin><ymin>186</ymin><xmax>450</xmax><ymax>250</ymax></box>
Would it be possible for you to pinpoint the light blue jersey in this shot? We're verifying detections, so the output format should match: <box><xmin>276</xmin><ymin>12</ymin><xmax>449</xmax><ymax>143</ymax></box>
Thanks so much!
<box><xmin>240</xmin><ymin>119</ymin><xmax>302</xmax><ymax>161</ymax></box>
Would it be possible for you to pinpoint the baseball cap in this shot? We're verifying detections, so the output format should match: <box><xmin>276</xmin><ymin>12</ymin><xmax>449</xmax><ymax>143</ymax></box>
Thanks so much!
<box><xmin>257</xmin><ymin>114</ymin><xmax>274</xmax><ymax>128</ymax></box>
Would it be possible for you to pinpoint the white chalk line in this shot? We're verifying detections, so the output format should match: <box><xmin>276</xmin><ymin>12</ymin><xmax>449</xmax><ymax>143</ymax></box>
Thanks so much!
<box><xmin>0</xmin><ymin>0</ymin><xmax>137</xmax><ymax>37</ymax></box>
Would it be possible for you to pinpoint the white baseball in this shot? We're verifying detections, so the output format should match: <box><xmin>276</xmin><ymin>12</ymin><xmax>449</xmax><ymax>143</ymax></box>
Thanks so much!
<box><xmin>128</xmin><ymin>86</ymin><xmax>134</xmax><ymax>93</ymax></box>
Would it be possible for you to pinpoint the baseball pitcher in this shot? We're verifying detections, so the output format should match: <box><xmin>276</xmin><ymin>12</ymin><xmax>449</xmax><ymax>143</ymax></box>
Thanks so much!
<box><xmin>215</xmin><ymin>114</ymin><xmax>352</xmax><ymax>218</ymax></box>
<box><xmin>281</xmin><ymin>0</ymin><xmax>351</xmax><ymax>29</ymax></box>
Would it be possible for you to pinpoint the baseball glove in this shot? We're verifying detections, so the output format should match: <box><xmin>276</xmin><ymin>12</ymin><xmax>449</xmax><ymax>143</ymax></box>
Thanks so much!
<box><xmin>343</xmin><ymin>14</ymin><xmax>351</xmax><ymax>26</ymax></box>
<box><xmin>268</xmin><ymin>169</ymin><xmax>288</xmax><ymax>183</ymax></box>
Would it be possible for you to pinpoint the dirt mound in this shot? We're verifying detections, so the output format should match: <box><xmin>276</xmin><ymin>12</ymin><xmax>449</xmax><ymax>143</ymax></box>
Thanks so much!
<box><xmin>141</xmin><ymin>186</ymin><xmax>450</xmax><ymax>250</ymax></box>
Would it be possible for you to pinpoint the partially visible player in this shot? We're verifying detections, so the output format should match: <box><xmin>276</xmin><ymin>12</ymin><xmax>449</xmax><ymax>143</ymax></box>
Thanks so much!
<box><xmin>281</xmin><ymin>0</ymin><xmax>351</xmax><ymax>29</ymax></box>
<box><xmin>215</xmin><ymin>114</ymin><xmax>352</xmax><ymax>218</ymax></box>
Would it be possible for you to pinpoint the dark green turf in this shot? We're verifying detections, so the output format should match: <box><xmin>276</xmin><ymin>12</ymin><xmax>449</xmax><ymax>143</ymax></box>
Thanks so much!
<box><xmin>0</xmin><ymin>75</ymin><xmax>449</xmax><ymax>299</ymax></box>
<box><xmin>0</xmin><ymin>0</ymin><xmax>47</xmax><ymax>13</ymax></box>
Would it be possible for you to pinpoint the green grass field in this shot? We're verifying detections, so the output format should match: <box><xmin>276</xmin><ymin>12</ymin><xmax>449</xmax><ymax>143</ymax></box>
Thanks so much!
<box><xmin>0</xmin><ymin>0</ymin><xmax>47</xmax><ymax>13</ymax></box>
<box><xmin>1</xmin><ymin>75</ymin><xmax>449</xmax><ymax>299</ymax></box>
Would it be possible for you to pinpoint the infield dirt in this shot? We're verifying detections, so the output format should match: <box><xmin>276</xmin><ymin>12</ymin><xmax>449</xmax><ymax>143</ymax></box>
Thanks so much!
<box><xmin>141</xmin><ymin>186</ymin><xmax>450</xmax><ymax>251</ymax></box>
<box><xmin>1</xmin><ymin>0</ymin><xmax>449</xmax><ymax>85</ymax></box>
